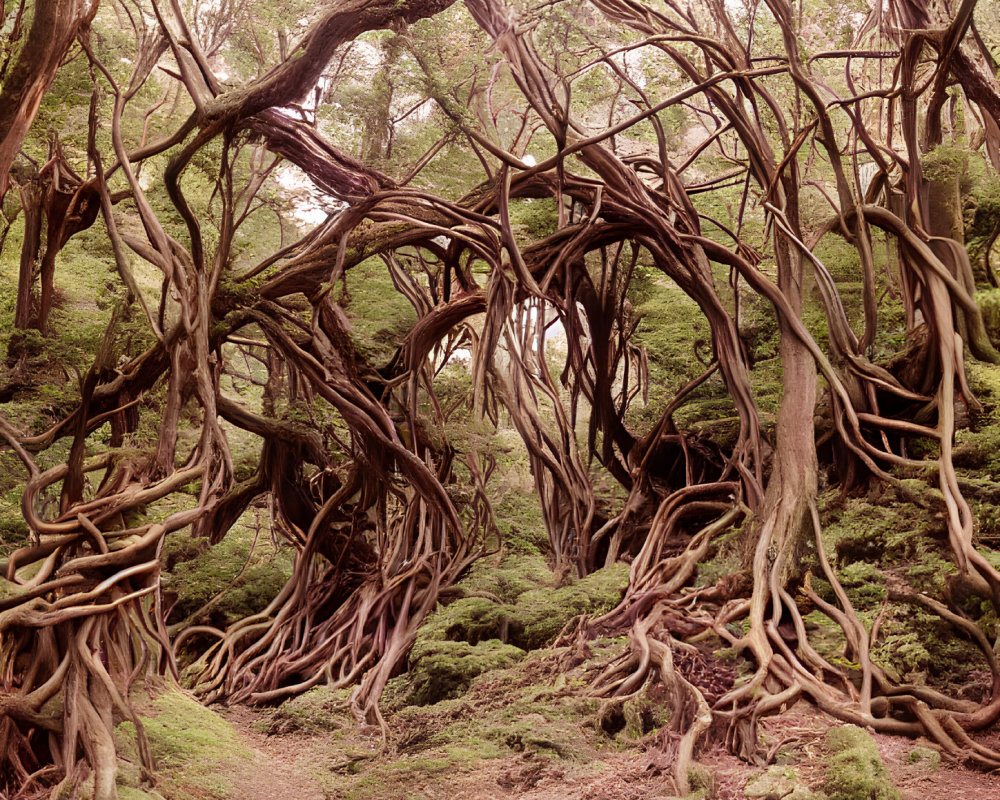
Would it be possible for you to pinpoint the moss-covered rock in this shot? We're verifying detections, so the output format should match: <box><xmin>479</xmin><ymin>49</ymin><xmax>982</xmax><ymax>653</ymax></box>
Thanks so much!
<box><xmin>461</xmin><ymin>553</ymin><xmax>553</xmax><ymax>603</ymax></box>
<box><xmin>420</xmin><ymin>560</ymin><xmax>629</xmax><ymax>652</ymax></box>
<box><xmin>269</xmin><ymin>686</ymin><xmax>352</xmax><ymax>733</ymax></box>
<box><xmin>744</xmin><ymin>765</ymin><xmax>799</xmax><ymax>799</ymax></box>
<box><xmin>823</xmin><ymin>725</ymin><xmax>899</xmax><ymax>800</ymax></box>
<box><xmin>407</xmin><ymin>639</ymin><xmax>527</xmax><ymax>705</ymax></box>
<box><xmin>514</xmin><ymin>563</ymin><xmax>629</xmax><ymax>649</ymax></box>
<box><xmin>906</xmin><ymin>745</ymin><xmax>940</xmax><ymax>770</ymax></box>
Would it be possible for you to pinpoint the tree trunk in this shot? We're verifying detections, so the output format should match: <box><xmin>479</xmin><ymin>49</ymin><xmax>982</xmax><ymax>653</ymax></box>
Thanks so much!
<box><xmin>0</xmin><ymin>0</ymin><xmax>95</xmax><ymax>198</ymax></box>
<box><xmin>13</xmin><ymin>182</ymin><xmax>42</xmax><ymax>333</ymax></box>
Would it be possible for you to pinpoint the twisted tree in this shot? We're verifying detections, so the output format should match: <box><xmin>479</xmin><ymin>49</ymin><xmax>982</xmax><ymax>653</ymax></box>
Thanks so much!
<box><xmin>4</xmin><ymin>0</ymin><xmax>1000</xmax><ymax>796</ymax></box>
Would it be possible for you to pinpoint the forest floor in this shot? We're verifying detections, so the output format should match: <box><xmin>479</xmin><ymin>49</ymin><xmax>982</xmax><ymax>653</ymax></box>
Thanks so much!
<box><xmin>123</xmin><ymin>486</ymin><xmax>1000</xmax><ymax>800</ymax></box>
<box><xmin>206</xmin><ymin>684</ymin><xmax>1000</xmax><ymax>800</ymax></box>
<box><xmin>124</xmin><ymin>631</ymin><xmax>994</xmax><ymax>800</ymax></box>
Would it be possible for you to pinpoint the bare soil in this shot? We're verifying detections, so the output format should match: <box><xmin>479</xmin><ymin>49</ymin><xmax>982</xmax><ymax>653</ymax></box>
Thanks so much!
<box><xmin>220</xmin><ymin>705</ymin><xmax>327</xmax><ymax>800</ymax></box>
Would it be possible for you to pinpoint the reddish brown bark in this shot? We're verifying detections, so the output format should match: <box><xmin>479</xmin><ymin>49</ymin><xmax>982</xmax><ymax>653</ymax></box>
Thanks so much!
<box><xmin>0</xmin><ymin>0</ymin><xmax>97</xmax><ymax>198</ymax></box>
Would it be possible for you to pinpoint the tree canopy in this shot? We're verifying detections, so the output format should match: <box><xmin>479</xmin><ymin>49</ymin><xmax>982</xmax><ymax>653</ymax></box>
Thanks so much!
<box><xmin>4</xmin><ymin>0</ymin><xmax>1000</xmax><ymax>796</ymax></box>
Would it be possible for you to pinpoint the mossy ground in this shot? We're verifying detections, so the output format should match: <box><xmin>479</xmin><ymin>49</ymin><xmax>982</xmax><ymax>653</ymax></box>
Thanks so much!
<box><xmin>297</xmin><ymin>642</ymin><xmax>640</xmax><ymax>800</ymax></box>
<box><xmin>162</xmin><ymin>506</ymin><xmax>294</xmax><ymax>635</ymax></box>
<box><xmin>115</xmin><ymin>684</ymin><xmax>252</xmax><ymax>799</ymax></box>
<box><xmin>809</xmin><ymin>478</ymin><xmax>992</xmax><ymax>689</ymax></box>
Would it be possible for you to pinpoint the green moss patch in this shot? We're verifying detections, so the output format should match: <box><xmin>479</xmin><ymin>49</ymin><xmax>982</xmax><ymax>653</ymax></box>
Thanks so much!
<box><xmin>823</xmin><ymin>725</ymin><xmax>899</xmax><ymax>800</ymax></box>
<box><xmin>265</xmin><ymin>686</ymin><xmax>353</xmax><ymax>734</ymax></box>
<box><xmin>744</xmin><ymin>765</ymin><xmax>802</xmax><ymax>799</ymax></box>
<box><xmin>407</xmin><ymin>639</ymin><xmax>527</xmax><ymax>705</ymax></box>
<box><xmin>115</xmin><ymin>685</ymin><xmax>251</xmax><ymax>799</ymax></box>
<box><xmin>401</xmin><ymin>559</ymin><xmax>628</xmax><ymax>705</ymax></box>
<box><xmin>906</xmin><ymin>746</ymin><xmax>940</xmax><ymax>770</ymax></box>
<box><xmin>414</xmin><ymin>559</ymin><xmax>628</xmax><ymax>657</ymax></box>
<box><xmin>814</xmin><ymin>490</ymin><xmax>985</xmax><ymax>687</ymax></box>
<box><xmin>314</xmin><ymin>646</ymin><xmax>618</xmax><ymax>800</ymax></box>
<box><xmin>162</xmin><ymin>508</ymin><xmax>293</xmax><ymax>633</ymax></box>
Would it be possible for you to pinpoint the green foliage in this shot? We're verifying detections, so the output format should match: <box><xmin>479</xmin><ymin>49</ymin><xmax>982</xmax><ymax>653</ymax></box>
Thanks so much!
<box><xmin>508</xmin><ymin>198</ymin><xmax>559</xmax><ymax>241</ymax></box>
<box><xmin>342</xmin><ymin>257</ymin><xmax>417</xmax><ymax>365</ymax></box>
<box><xmin>6</xmin><ymin>328</ymin><xmax>44</xmax><ymax>360</ymax></box>
<box><xmin>822</xmin><ymin>725</ymin><xmax>899</xmax><ymax>800</ymax></box>
<box><xmin>627</xmin><ymin>271</ymin><xmax>733</xmax><ymax>433</ymax></box>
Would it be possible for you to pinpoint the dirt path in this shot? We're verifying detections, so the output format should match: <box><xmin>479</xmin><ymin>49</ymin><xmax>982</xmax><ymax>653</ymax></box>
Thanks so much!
<box><xmin>210</xmin><ymin>700</ymin><xmax>1000</xmax><ymax>800</ymax></box>
<box><xmin>221</xmin><ymin>706</ymin><xmax>327</xmax><ymax>800</ymax></box>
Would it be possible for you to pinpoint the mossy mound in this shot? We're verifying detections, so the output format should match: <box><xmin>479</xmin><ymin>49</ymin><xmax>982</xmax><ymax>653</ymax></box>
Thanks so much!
<box><xmin>407</xmin><ymin>639</ymin><xmax>528</xmax><ymax>705</ymax></box>
<box><xmin>399</xmin><ymin>646</ymin><xmax>611</xmax><ymax>758</ymax></box>
<box><xmin>461</xmin><ymin>553</ymin><xmax>554</xmax><ymax>603</ymax></box>
<box><xmin>403</xmin><ymin>560</ymin><xmax>628</xmax><ymax>705</ymax></box>
<box><xmin>814</xmin><ymin>490</ymin><xmax>986</xmax><ymax>687</ymax></box>
<box><xmin>823</xmin><ymin>725</ymin><xmax>899</xmax><ymax>800</ymax></box>
<box><xmin>161</xmin><ymin>509</ymin><xmax>293</xmax><ymax>631</ymax></box>
<box><xmin>514</xmin><ymin>563</ymin><xmax>630</xmax><ymax>648</ymax></box>
<box><xmin>115</xmin><ymin>685</ymin><xmax>251</xmax><ymax>799</ymax></box>
<box><xmin>267</xmin><ymin>686</ymin><xmax>353</xmax><ymax>734</ymax></box>
<box><xmin>977</xmin><ymin>290</ymin><xmax>1000</xmax><ymax>343</ymax></box>
<box><xmin>820</xmin><ymin>488</ymin><xmax>943</xmax><ymax>568</ymax></box>
<box><xmin>415</xmin><ymin>559</ymin><xmax>628</xmax><ymax>657</ymax></box>
<box><xmin>324</xmin><ymin>646</ymin><xmax>619</xmax><ymax>800</ymax></box>
<box><xmin>744</xmin><ymin>764</ymin><xmax>826</xmax><ymax>799</ymax></box>
<box><xmin>836</xmin><ymin>562</ymin><xmax>886</xmax><ymax>610</ymax></box>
